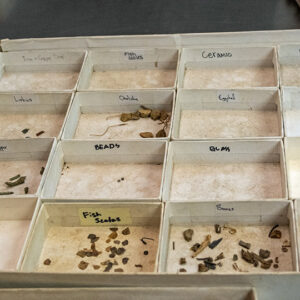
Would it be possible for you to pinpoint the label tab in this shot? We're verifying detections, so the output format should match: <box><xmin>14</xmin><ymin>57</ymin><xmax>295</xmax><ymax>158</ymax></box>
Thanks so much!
<box><xmin>79</xmin><ymin>208</ymin><xmax>132</xmax><ymax>226</ymax></box>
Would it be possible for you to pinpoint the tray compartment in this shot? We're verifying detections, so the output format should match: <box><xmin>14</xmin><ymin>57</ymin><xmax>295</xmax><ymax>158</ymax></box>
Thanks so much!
<box><xmin>77</xmin><ymin>48</ymin><xmax>178</xmax><ymax>90</ymax></box>
<box><xmin>0</xmin><ymin>138</ymin><xmax>56</xmax><ymax>197</ymax></box>
<box><xmin>0</xmin><ymin>50</ymin><xmax>86</xmax><ymax>92</ymax></box>
<box><xmin>173</xmin><ymin>89</ymin><xmax>282</xmax><ymax>139</ymax></box>
<box><xmin>62</xmin><ymin>90</ymin><xmax>174</xmax><ymax>140</ymax></box>
<box><xmin>163</xmin><ymin>140</ymin><xmax>287</xmax><ymax>202</ymax></box>
<box><xmin>42</xmin><ymin>140</ymin><xmax>167</xmax><ymax>201</ymax></box>
<box><xmin>21</xmin><ymin>201</ymin><xmax>163</xmax><ymax>274</ymax></box>
<box><xmin>159</xmin><ymin>201</ymin><xmax>297</xmax><ymax>274</ymax></box>
<box><xmin>0</xmin><ymin>92</ymin><xmax>73</xmax><ymax>139</ymax></box>
<box><xmin>178</xmin><ymin>47</ymin><xmax>278</xmax><ymax>89</ymax></box>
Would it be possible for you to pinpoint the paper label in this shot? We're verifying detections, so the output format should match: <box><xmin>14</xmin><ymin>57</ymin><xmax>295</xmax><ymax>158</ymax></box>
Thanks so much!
<box><xmin>12</xmin><ymin>94</ymin><xmax>38</xmax><ymax>104</ymax></box>
<box><xmin>215</xmin><ymin>202</ymin><xmax>235</xmax><ymax>215</ymax></box>
<box><xmin>217</xmin><ymin>90</ymin><xmax>238</xmax><ymax>103</ymax></box>
<box><xmin>79</xmin><ymin>208</ymin><xmax>132</xmax><ymax>226</ymax></box>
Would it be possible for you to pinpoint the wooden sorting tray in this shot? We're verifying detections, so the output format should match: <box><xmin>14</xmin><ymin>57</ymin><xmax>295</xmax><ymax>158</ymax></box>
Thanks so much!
<box><xmin>163</xmin><ymin>140</ymin><xmax>287</xmax><ymax>202</ymax></box>
<box><xmin>0</xmin><ymin>138</ymin><xmax>56</xmax><ymax>198</ymax></box>
<box><xmin>278</xmin><ymin>44</ymin><xmax>300</xmax><ymax>87</ymax></box>
<box><xmin>21</xmin><ymin>201</ymin><xmax>163</xmax><ymax>274</ymax></box>
<box><xmin>41</xmin><ymin>140</ymin><xmax>167</xmax><ymax>201</ymax></box>
<box><xmin>0</xmin><ymin>92</ymin><xmax>73</xmax><ymax>140</ymax></box>
<box><xmin>0</xmin><ymin>197</ymin><xmax>38</xmax><ymax>271</ymax></box>
<box><xmin>172</xmin><ymin>88</ymin><xmax>283</xmax><ymax>140</ymax></box>
<box><xmin>77</xmin><ymin>48</ymin><xmax>179</xmax><ymax>91</ymax></box>
<box><xmin>177</xmin><ymin>46</ymin><xmax>279</xmax><ymax>89</ymax></box>
<box><xmin>159</xmin><ymin>201</ymin><xmax>298</xmax><ymax>274</ymax></box>
<box><xmin>0</xmin><ymin>287</ymin><xmax>257</xmax><ymax>300</ymax></box>
<box><xmin>62</xmin><ymin>90</ymin><xmax>174</xmax><ymax>140</ymax></box>
<box><xmin>0</xmin><ymin>50</ymin><xmax>86</xmax><ymax>92</ymax></box>
<box><xmin>1</xmin><ymin>30</ymin><xmax>300</xmax><ymax>296</ymax></box>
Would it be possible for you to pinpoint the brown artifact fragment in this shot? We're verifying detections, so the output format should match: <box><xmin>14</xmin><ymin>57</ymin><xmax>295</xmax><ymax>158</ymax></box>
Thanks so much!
<box><xmin>43</xmin><ymin>259</ymin><xmax>51</xmax><ymax>265</ymax></box>
<box><xmin>36</xmin><ymin>130</ymin><xmax>45</xmax><ymax>137</ymax></box>
<box><xmin>259</xmin><ymin>249</ymin><xmax>271</xmax><ymax>259</ymax></box>
<box><xmin>78</xmin><ymin>261</ymin><xmax>89</xmax><ymax>270</ymax></box>
<box><xmin>179</xmin><ymin>258</ymin><xmax>186</xmax><ymax>265</ymax></box>
<box><xmin>156</xmin><ymin>129</ymin><xmax>166</xmax><ymax>138</ymax></box>
<box><xmin>179</xmin><ymin>268</ymin><xmax>186</xmax><ymax>272</ymax></box>
<box><xmin>109</xmin><ymin>231</ymin><xmax>118</xmax><ymax>239</ymax></box>
<box><xmin>122</xmin><ymin>227</ymin><xmax>130</xmax><ymax>235</ymax></box>
<box><xmin>40</xmin><ymin>167</ymin><xmax>45</xmax><ymax>175</ymax></box>
<box><xmin>215</xmin><ymin>252</ymin><xmax>225</xmax><ymax>261</ymax></box>
<box><xmin>120</xmin><ymin>113</ymin><xmax>132</xmax><ymax>122</ymax></box>
<box><xmin>183</xmin><ymin>229</ymin><xmax>194</xmax><ymax>242</ymax></box>
<box><xmin>122</xmin><ymin>240</ymin><xmax>129</xmax><ymax>246</ymax></box>
<box><xmin>198</xmin><ymin>263</ymin><xmax>209</xmax><ymax>272</ymax></box>
<box><xmin>233</xmin><ymin>254</ymin><xmax>238</xmax><ymax>261</ymax></box>
<box><xmin>139</xmin><ymin>108</ymin><xmax>152</xmax><ymax>118</ymax></box>
<box><xmin>122</xmin><ymin>257</ymin><xmax>129</xmax><ymax>265</ymax></box>
<box><xmin>269</xmin><ymin>224</ymin><xmax>281</xmax><ymax>239</ymax></box>
<box><xmin>140</xmin><ymin>132</ymin><xmax>154</xmax><ymax>138</ymax></box>
<box><xmin>214</xmin><ymin>224</ymin><xmax>221</xmax><ymax>234</ymax></box>
<box><xmin>150</xmin><ymin>110</ymin><xmax>161</xmax><ymax>120</ymax></box>
<box><xmin>93</xmin><ymin>265</ymin><xmax>100</xmax><ymax>270</ymax></box>
<box><xmin>104</xmin><ymin>262</ymin><xmax>113</xmax><ymax>272</ymax></box>
<box><xmin>192</xmin><ymin>235</ymin><xmax>211</xmax><ymax>258</ymax></box>
<box><xmin>239</xmin><ymin>240</ymin><xmax>251</xmax><ymax>250</ymax></box>
<box><xmin>24</xmin><ymin>187</ymin><xmax>29</xmax><ymax>194</ymax></box>
<box><xmin>190</xmin><ymin>243</ymin><xmax>200</xmax><ymax>252</ymax></box>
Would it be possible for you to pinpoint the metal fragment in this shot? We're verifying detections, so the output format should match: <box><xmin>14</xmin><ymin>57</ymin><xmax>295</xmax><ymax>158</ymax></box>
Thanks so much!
<box><xmin>239</xmin><ymin>240</ymin><xmax>251</xmax><ymax>250</ymax></box>
<box><xmin>214</xmin><ymin>224</ymin><xmax>221</xmax><ymax>234</ymax></box>
<box><xmin>209</xmin><ymin>238</ymin><xmax>223</xmax><ymax>249</ymax></box>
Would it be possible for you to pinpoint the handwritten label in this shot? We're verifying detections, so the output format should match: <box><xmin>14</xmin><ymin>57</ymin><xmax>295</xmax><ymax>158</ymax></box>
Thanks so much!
<box><xmin>124</xmin><ymin>52</ymin><xmax>143</xmax><ymax>60</ymax></box>
<box><xmin>21</xmin><ymin>53</ymin><xmax>64</xmax><ymax>63</ymax></box>
<box><xmin>202</xmin><ymin>51</ymin><xmax>232</xmax><ymax>59</ymax></box>
<box><xmin>209</xmin><ymin>146</ymin><xmax>230</xmax><ymax>152</ymax></box>
<box><xmin>119</xmin><ymin>95</ymin><xmax>139</xmax><ymax>102</ymax></box>
<box><xmin>0</xmin><ymin>146</ymin><xmax>7</xmax><ymax>151</ymax></box>
<box><xmin>217</xmin><ymin>91</ymin><xmax>237</xmax><ymax>103</ymax></box>
<box><xmin>94</xmin><ymin>143</ymin><xmax>120</xmax><ymax>151</ymax></box>
<box><xmin>13</xmin><ymin>95</ymin><xmax>34</xmax><ymax>104</ymax></box>
<box><xmin>215</xmin><ymin>203</ymin><xmax>235</xmax><ymax>215</ymax></box>
<box><xmin>79</xmin><ymin>208</ymin><xmax>132</xmax><ymax>226</ymax></box>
